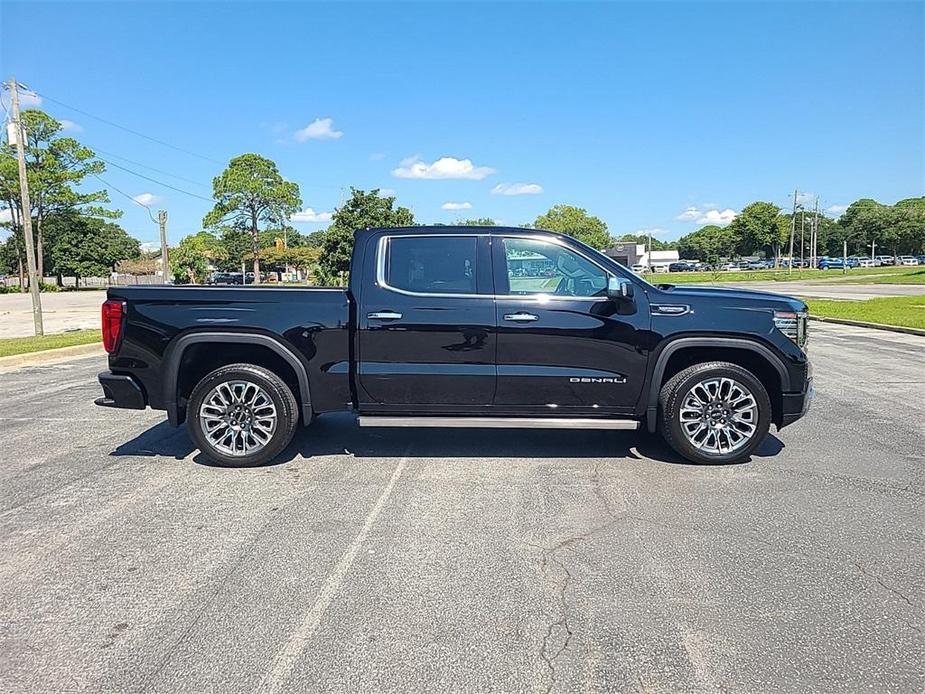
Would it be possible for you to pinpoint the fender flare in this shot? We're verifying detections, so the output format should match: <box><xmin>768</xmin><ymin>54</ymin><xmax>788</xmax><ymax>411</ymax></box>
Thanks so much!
<box><xmin>163</xmin><ymin>331</ymin><xmax>312</xmax><ymax>426</ymax></box>
<box><xmin>645</xmin><ymin>337</ymin><xmax>791</xmax><ymax>433</ymax></box>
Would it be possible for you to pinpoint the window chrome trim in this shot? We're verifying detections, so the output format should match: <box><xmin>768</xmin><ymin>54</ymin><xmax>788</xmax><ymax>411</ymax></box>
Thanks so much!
<box><xmin>376</xmin><ymin>234</ymin><xmax>485</xmax><ymax>299</ymax></box>
<box><xmin>375</xmin><ymin>232</ymin><xmax>615</xmax><ymax>302</ymax></box>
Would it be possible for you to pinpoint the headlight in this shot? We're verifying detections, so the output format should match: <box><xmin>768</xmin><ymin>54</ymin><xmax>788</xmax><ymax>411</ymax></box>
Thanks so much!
<box><xmin>774</xmin><ymin>310</ymin><xmax>808</xmax><ymax>348</ymax></box>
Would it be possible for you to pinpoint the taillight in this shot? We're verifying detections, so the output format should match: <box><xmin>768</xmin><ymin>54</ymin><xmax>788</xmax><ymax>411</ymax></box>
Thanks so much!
<box><xmin>101</xmin><ymin>300</ymin><xmax>126</xmax><ymax>354</ymax></box>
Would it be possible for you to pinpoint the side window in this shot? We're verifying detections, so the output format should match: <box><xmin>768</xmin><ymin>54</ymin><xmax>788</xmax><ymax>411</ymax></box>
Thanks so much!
<box><xmin>385</xmin><ymin>236</ymin><xmax>477</xmax><ymax>295</ymax></box>
<box><xmin>502</xmin><ymin>238</ymin><xmax>608</xmax><ymax>297</ymax></box>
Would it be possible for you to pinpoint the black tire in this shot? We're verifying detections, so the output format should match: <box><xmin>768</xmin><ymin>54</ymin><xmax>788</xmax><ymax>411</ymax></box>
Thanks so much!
<box><xmin>658</xmin><ymin>361</ymin><xmax>771</xmax><ymax>465</ymax></box>
<box><xmin>187</xmin><ymin>363</ymin><xmax>300</xmax><ymax>467</ymax></box>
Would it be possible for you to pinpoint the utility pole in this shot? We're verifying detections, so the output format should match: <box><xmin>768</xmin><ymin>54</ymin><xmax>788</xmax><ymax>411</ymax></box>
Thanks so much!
<box><xmin>158</xmin><ymin>210</ymin><xmax>169</xmax><ymax>284</ymax></box>
<box><xmin>787</xmin><ymin>189</ymin><xmax>797</xmax><ymax>275</ymax></box>
<box><xmin>812</xmin><ymin>197</ymin><xmax>819</xmax><ymax>269</ymax></box>
<box><xmin>647</xmin><ymin>230</ymin><xmax>652</xmax><ymax>271</ymax></box>
<box><xmin>7</xmin><ymin>79</ymin><xmax>43</xmax><ymax>335</ymax></box>
<box><xmin>799</xmin><ymin>207</ymin><xmax>805</xmax><ymax>269</ymax></box>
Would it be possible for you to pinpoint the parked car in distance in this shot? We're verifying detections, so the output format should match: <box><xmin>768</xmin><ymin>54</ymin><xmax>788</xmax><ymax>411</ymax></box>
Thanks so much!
<box><xmin>916</xmin><ymin>255</ymin><xmax>925</xmax><ymax>266</ymax></box>
<box><xmin>875</xmin><ymin>255</ymin><xmax>895</xmax><ymax>266</ymax></box>
<box><xmin>668</xmin><ymin>261</ymin><xmax>695</xmax><ymax>272</ymax></box>
<box><xmin>897</xmin><ymin>255</ymin><xmax>920</xmax><ymax>266</ymax></box>
<box><xmin>95</xmin><ymin>225</ymin><xmax>812</xmax><ymax>468</ymax></box>
<box><xmin>208</xmin><ymin>272</ymin><xmax>243</xmax><ymax>285</ymax></box>
<box><xmin>630</xmin><ymin>264</ymin><xmax>648</xmax><ymax>274</ymax></box>
<box><xmin>819</xmin><ymin>256</ymin><xmax>860</xmax><ymax>270</ymax></box>
<box><xmin>854</xmin><ymin>256</ymin><xmax>876</xmax><ymax>268</ymax></box>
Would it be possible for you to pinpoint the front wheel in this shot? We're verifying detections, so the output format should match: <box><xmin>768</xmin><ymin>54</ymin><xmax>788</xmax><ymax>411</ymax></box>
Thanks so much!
<box><xmin>658</xmin><ymin>361</ymin><xmax>771</xmax><ymax>465</ymax></box>
<box><xmin>187</xmin><ymin>363</ymin><xmax>300</xmax><ymax>467</ymax></box>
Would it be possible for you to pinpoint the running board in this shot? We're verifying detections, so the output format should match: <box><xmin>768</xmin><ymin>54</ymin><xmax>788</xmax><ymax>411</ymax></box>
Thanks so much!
<box><xmin>357</xmin><ymin>416</ymin><xmax>639</xmax><ymax>430</ymax></box>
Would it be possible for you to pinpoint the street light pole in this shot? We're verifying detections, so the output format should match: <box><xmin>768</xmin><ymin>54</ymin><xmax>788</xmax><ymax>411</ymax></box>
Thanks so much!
<box><xmin>7</xmin><ymin>78</ymin><xmax>43</xmax><ymax>336</ymax></box>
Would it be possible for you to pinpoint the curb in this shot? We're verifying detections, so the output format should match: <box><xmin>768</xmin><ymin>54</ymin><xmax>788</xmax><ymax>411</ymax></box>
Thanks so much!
<box><xmin>808</xmin><ymin>315</ymin><xmax>925</xmax><ymax>337</ymax></box>
<box><xmin>0</xmin><ymin>342</ymin><xmax>104</xmax><ymax>373</ymax></box>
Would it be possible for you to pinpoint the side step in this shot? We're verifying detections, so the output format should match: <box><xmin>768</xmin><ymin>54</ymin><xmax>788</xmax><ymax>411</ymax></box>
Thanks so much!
<box><xmin>357</xmin><ymin>416</ymin><xmax>639</xmax><ymax>430</ymax></box>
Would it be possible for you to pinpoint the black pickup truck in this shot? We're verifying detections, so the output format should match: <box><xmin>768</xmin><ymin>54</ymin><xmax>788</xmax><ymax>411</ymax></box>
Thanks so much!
<box><xmin>96</xmin><ymin>226</ymin><xmax>812</xmax><ymax>466</ymax></box>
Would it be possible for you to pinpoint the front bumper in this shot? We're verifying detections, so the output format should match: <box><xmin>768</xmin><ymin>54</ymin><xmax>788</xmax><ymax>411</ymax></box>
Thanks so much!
<box><xmin>780</xmin><ymin>375</ymin><xmax>813</xmax><ymax>428</ymax></box>
<box><xmin>95</xmin><ymin>371</ymin><xmax>147</xmax><ymax>410</ymax></box>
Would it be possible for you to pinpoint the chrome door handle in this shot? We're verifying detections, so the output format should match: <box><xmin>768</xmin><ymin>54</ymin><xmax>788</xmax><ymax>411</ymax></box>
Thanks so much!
<box><xmin>504</xmin><ymin>312</ymin><xmax>538</xmax><ymax>322</ymax></box>
<box><xmin>368</xmin><ymin>311</ymin><xmax>403</xmax><ymax>320</ymax></box>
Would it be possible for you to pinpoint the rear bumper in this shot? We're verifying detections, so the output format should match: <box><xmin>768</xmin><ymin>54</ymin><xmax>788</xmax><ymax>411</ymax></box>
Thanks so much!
<box><xmin>95</xmin><ymin>371</ymin><xmax>147</xmax><ymax>410</ymax></box>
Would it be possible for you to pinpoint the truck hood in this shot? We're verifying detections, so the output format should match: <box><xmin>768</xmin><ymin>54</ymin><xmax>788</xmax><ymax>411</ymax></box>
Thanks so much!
<box><xmin>651</xmin><ymin>283</ymin><xmax>807</xmax><ymax>311</ymax></box>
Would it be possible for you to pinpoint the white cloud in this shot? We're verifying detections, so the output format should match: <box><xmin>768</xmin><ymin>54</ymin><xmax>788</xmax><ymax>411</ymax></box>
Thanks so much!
<box><xmin>442</xmin><ymin>201</ymin><xmax>472</xmax><ymax>211</ymax></box>
<box><xmin>294</xmin><ymin>118</ymin><xmax>343</xmax><ymax>141</ymax></box>
<box><xmin>796</xmin><ymin>192</ymin><xmax>816</xmax><ymax>207</ymax></box>
<box><xmin>0</xmin><ymin>208</ymin><xmax>13</xmax><ymax>223</ymax></box>
<box><xmin>676</xmin><ymin>205</ymin><xmax>737</xmax><ymax>226</ymax></box>
<box><xmin>491</xmin><ymin>182</ymin><xmax>543</xmax><ymax>196</ymax></box>
<box><xmin>290</xmin><ymin>207</ymin><xmax>333</xmax><ymax>223</ymax></box>
<box><xmin>132</xmin><ymin>193</ymin><xmax>162</xmax><ymax>206</ymax></box>
<box><xmin>392</xmin><ymin>156</ymin><xmax>496</xmax><ymax>180</ymax></box>
<box><xmin>59</xmin><ymin>119</ymin><xmax>82</xmax><ymax>133</ymax></box>
<box><xmin>634</xmin><ymin>227</ymin><xmax>670</xmax><ymax>236</ymax></box>
<box><xmin>139</xmin><ymin>242</ymin><xmax>160</xmax><ymax>253</ymax></box>
<box><xmin>826</xmin><ymin>204</ymin><xmax>848</xmax><ymax>217</ymax></box>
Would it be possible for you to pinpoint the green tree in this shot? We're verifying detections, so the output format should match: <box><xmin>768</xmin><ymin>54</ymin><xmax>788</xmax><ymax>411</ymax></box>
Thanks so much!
<box><xmin>1</xmin><ymin>110</ymin><xmax>117</xmax><ymax>280</ymax></box>
<box><xmin>171</xmin><ymin>231</ymin><xmax>226</xmax><ymax>284</ymax></box>
<box><xmin>533</xmin><ymin>205</ymin><xmax>610</xmax><ymax>249</ymax></box>
<box><xmin>676</xmin><ymin>225</ymin><xmax>738</xmax><ymax>263</ymax></box>
<box><xmin>203</xmin><ymin>154</ymin><xmax>301</xmax><ymax>282</ymax></box>
<box><xmin>47</xmin><ymin>213</ymin><xmax>139</xmax><ymax>283</ymax></box>
<box><xmin>316</xmin><ymin>188</ymin><xmax>414</xmax><ymax>285</ymax></box>
<box><xmin>726</xmin><ymin>202</ymin><xmax>785</xmax><ymax>260</ymax></box>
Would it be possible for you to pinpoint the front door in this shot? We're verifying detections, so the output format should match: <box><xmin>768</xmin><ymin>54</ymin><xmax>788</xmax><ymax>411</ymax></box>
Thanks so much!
<box><xmin>356</xmin><ymin>233</ymin><xmax>496</xmax><ymax>411</ymax></box>
<box><xmin>492</xmin><ymin>235</ymin><xmax>650</xmax><ymax>415</ymax></box>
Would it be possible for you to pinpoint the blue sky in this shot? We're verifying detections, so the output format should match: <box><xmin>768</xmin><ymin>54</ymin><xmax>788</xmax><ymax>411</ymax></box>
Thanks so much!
<box><xmin>2</xmin><ymin>1</ymin><xmax>923</xmax><ymax>248</ymax></box>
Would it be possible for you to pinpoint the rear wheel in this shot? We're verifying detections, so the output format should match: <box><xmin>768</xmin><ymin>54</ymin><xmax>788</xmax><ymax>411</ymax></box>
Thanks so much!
<box><xmin>187</xmin><ymin>363</ymin><xmax>299</xmax><ymax>467</ymax></box>
<box><xmin>659</xmin><ymin>361</ymin><xmax>771</xmax><ymax>465</ymax></box>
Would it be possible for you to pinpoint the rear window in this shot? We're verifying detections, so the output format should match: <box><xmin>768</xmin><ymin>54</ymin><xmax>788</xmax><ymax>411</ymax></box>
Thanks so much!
<box><xmin>385</xmin><ymin>236</ymin><xmax>477</xmax><ymax>294</ymax></box>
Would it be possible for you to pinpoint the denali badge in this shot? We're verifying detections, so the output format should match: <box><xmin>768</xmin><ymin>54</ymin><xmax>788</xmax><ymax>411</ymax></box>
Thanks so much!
<box><xmin>569</xmin><ymin>377</ymin><xmax>626</xmax><ymax>384</ymax></box>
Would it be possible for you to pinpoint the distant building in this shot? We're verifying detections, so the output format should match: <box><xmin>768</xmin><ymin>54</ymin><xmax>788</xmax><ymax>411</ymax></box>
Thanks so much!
<box><xmin>604</xmin><ymin>243</ymin><xmax>679</xmax><ymax>270</ymax></box>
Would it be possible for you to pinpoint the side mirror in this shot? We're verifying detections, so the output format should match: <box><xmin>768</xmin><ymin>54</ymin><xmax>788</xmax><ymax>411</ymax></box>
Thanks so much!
<box><xmin>607</xmin><ymin>276</ymin><xmax>635</xmax><ymax>302</ymax></box>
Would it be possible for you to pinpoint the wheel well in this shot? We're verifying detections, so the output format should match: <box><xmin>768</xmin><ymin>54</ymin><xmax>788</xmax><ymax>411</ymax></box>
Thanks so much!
<box><xmin>659</xmin><ymin>346</ymin><xmax>783</xmax><ymax>425</ymax></box>
<box><xmin>175</xmin><ymin>343</ymin><xmax>302</xmax><ymax>423</ymax></box>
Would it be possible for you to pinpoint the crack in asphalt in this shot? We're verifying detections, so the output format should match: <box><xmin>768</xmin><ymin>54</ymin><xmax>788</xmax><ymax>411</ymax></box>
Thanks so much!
<box><xmin>526</xmin><ymin>463</ymin><xmax>625</xmax><ymax>693</ymax></box>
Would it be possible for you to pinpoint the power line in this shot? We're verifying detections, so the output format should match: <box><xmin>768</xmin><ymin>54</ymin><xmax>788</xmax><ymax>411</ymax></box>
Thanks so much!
<box><xmin>92</xmin><ymin>172</ymin><xmax>159</xmax><ymax>224</ymax></box>
<box><xmin>86</xmin><ymin>144</ymin><xmax>211</xmax><ymax>189</ymax></box>
<box><xmin>28</xmin><ymin>88</ymin><xmax>223</xmax><ymax>165</ymax></box>
<box><xmin>97</xmin><ymin>157</ymin><xmax>214</xmax><ymax>202</ymax></box>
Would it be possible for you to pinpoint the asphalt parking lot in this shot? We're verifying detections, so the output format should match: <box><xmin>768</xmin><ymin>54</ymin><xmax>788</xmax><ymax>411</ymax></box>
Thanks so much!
<box><xmin>0</xmin><ymin>321</ymin><xmax>922</xmax><ymax>693</ymax></box>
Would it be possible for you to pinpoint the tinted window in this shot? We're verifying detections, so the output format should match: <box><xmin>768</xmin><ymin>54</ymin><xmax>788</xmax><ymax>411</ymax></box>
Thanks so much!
<box><xmin>386</xmin><ymin>236</ymin><xmax>477</xmax><ymax>294</ymax></box>
<box><xmin>502</xmin><ymin>238</ymin><xmax>607</xmax><ymax>297</ymax></box>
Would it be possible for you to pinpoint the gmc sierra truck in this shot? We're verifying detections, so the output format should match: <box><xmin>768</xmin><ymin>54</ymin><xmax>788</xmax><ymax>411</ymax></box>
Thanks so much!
<box><xmin>95</xmin><ymin>226</ymin><xmax>812</xmax><ymax>466</ymax></box>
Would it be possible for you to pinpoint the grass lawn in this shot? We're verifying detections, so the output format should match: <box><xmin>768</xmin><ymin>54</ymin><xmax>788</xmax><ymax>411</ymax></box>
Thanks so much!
<box><xmin>807</xmin><ymin>296</ymin><xmax>925</xmax><ymax>330</ymax></box>
<box><xmin>832</xmin><ymin>268</ymin><xmax>925</xmax><ymax>285</ymax></box>
<box><xmin>0</xmin><ymin>329</ymin><xmax>101</xmax><ymax>358</ymax></box>
<box><xmin>654</xmin><ymin>265</ymin><xmax>913</xmax><ymax>284</ymax></box>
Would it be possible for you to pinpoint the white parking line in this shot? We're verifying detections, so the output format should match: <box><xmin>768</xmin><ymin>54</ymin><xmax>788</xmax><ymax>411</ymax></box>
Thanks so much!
<box><xmin>256</xmin><ymin>451</ymin><xmax>410</xmax><ymax>694</ymax></box>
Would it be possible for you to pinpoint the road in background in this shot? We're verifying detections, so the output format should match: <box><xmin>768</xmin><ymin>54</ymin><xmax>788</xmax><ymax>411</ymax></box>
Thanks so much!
<box><xmin>0</xmin><ymin>290</ymin><xmax>106</xmax><ymax>337</ymax></box>
<box><xmin>0</xmin><ymin>322</ymin><xmax>922</xmax><ymax>692</ymax></box>
<box><xmin>711</xmin><ymin>280</ymin><xmax>925</xmax><ymax>301</ymax></box>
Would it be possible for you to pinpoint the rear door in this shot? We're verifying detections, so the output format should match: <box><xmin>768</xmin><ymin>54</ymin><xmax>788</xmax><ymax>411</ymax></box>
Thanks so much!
<box><xmin>492</xmin><ymin>234</ymin><xmax>650</xmax><ymax>415</ymax></box>
<box><xmin>356</xmin><ymin>233</ymin><xmax>496</xmax><ymax>410</ymax></box>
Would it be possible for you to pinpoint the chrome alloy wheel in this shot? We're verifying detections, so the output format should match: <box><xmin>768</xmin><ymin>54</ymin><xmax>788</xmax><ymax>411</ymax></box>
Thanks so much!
<box><xmin>198</xmin><ymin>380</ymin><xmax>278</xmax><ymax>457</ymax></box>
<box><xmin>678</xmin><ymin>377</ymin><xmax>759</xmax><ymax>455</ymax></box>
